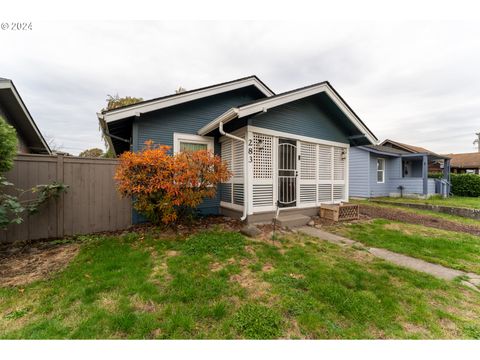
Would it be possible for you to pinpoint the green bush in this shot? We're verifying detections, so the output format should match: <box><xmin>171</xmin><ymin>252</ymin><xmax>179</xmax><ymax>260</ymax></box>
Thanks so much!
<box><xmin>428</xmin><ymin>172</ymin><xmax>443</xmax><ymax>179</ymax></box>
<box><xmin>450</xmin><ymin>173</ymin><xmax>480</xmax><ymax>197</ymax></box>
<box><xmin>0</xmin><ymin>116</ymin><xmax>18</xmax><ymax>173</ymax></box>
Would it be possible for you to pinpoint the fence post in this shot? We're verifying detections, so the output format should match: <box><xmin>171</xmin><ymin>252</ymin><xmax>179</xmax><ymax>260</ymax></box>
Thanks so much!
<box><xmin>56</xmin><ymin>155</ymin><xmax>64</xmax><ymax>238</ymax></box>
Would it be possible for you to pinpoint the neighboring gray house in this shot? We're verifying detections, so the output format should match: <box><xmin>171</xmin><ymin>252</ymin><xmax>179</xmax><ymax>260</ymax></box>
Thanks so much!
<box><xmin>99</xmin><ymin>76</ymin><xmax>378</xmax><ymax>223</ymax></box>
<box><xmin>349</xmin><ymin>141</ymin><xmax>451</xmax><ymax>198</ymax></box>
<box><xmin>0</xmin><ymin>77</ymin><xmax>51</xmax><ymax>154</ymax></box>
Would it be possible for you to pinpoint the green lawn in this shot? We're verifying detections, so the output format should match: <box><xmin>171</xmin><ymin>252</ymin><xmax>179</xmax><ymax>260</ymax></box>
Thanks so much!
<box><xmin>373</xmin><ymin>196</ymin><xmax>480</xmax><ymax>209</ymax></box>
<box><xmin>331</xmin><ymin>219</ymin><xmax>480</xmax><ymax>274</ymax></box>
<box><xmin>1</xmin><ymin>229</ymin><xmax>480</xmax><ymax>339</ymax></box>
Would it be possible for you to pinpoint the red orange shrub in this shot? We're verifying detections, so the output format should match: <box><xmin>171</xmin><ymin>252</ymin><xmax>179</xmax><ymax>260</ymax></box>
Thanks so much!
<box><xmin>115</xmin><ymin>141</ymin><xmax>231</xmax><ymax>224</ymax></box>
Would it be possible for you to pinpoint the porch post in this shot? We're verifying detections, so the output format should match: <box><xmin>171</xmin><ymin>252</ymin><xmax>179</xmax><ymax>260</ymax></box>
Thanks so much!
<box><xmin>246</xmin><ymin>129</ymin><xmax>254</xmax><ymax>216</ymax></box>
<box><xmin>422</xmin><ymin>155</ymin><xmax>428</xmax><ymax>196</ymax></box>
<box><xmin>443</xmin><ymin>158</ymin><xmax>451</xmax><ymax>194</ymax></box>
<box><xmin>443</xmin><ymin>159</ymin><xmax>450</xmax><ymax>179</ymax></box>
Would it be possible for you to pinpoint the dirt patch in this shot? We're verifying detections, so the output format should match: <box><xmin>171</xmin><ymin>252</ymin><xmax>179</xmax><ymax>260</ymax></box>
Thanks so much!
<box><xmin>360</xmin><ymin>204</ymin><xmax>480</xmax><ymax>236</ymax></box>
<box><xmin>289</xmin><ymin>273</ymin><xmax>305</xmax><ymax>280</ymax></box>
<box><xmin>131</xmin><ymin>295</ymin><xmax>158</xmax><ymax>313</ymax></box>
<box><xmin>244</xmin><ymin>245</ymin><xmax>256</xmax><ymax>255</ymax></box>
<box><xmin>230</xmin><ymin>268</ymin><xmax>271</xmax><ymax>299</ymax></box>
<box><xmin>210</xmin><ymin>262</ymin><xmax>225</xmax><ymax>272</ymax></box>
<box><xmin>402</xmin><ymin>322</ymin><xmax>432</xmax><ymax>337</ymax></box>
<box><xmin>150</xmin><ymin>328</ymin><xmax>163</xmax><ymax>338</ymax></box>
<box><xmin>0</xmin><ymin>243</ymin><xmax>79</xmax><ymax>287</ymax></box>
<box><xmin>262</xmin><ymin>263</ymin><xmax>274</xmax><ymax>272</ymax></box>
<box><xmin>98</xmin><ymin>294</ymin><xmax>120</xmax><ymax>312</ymax></box>
<box><xmin>284</xmin><ymin>318</ymin><xmax>305</xmax><ymax>339</ymax></box>
<box><xmin>150</xmin><ymin>258</ymin><xmax>171</xmax><ymax>284</ymax></box>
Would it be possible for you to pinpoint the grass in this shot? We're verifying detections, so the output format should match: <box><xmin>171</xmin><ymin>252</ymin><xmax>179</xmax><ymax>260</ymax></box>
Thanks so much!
<box><xmin>1</xmin><ymin>229</ymin><xmax>480</xmax><ymax>339</ymax></box>
<box><xmin>331</xmin><ymin>219</ymin><xmax>480</xmax><ymax>274</ymax></box>
<box><xmin>373</xmin><ymin>195</ymin><xmax>480</xmax><ymax>209</ymax></box>
<box><xmin>351</xmin><ymin>199</ymin><xmax>480</xmax><ymax>227</ymax></box>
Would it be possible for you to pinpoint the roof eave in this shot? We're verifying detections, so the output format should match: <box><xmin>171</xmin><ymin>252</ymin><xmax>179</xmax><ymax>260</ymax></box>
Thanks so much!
<box><xmin>200</xmin><ymin>82</ymin><xmax>378</xmax><ymax>145</ymax></box>
<box><xmin>197</xmin><ymin>108</ymin><xmax>239</xmax><ymax>136</ymax></box>
<box><xmin>103</xmin><ymin>77</ymin><xmax>274</xmax><ymax>123</ymax></box>
<box><xmin>357</xmin><ymin>146</ymin><xmax>402</xmax><ymax>157</ymax></box>
<box><xmin>0</xmin><ymin>79</ymin><xmax>51</xmax><ymax>155</ymax></box>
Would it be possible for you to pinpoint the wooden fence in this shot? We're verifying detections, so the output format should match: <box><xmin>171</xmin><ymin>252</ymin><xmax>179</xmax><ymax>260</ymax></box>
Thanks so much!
<box><xmin>1</xmin><ymin>154</ymin><xmax>132</xmax><ymax>243</ymax></box>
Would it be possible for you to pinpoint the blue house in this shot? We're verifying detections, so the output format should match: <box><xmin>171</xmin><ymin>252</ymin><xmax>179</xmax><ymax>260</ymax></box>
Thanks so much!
<box><xmin>98</xmin><ymin>76</ymin><xmax>378</xmax><ymax>223</ymax></box>
<box><xmin>349</xmin><ymin>140</ymin><xmax>451</xmax><ymax>199</ymax></box>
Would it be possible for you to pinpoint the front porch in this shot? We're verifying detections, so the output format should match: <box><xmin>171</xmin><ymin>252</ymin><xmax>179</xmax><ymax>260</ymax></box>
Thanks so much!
<box><xmin>219</xmin><ymin>126</ymin><xmax>350</xmax><ymax>223</ymax></box>
<box><xmin>389</xmin><ymin>153</ymin><xmax>451</xmax><ymax>198</ymax></box>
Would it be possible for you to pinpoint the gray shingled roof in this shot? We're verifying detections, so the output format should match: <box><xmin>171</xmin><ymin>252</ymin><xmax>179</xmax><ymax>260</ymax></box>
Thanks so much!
<box><xmin>363</xmin><ymin>145</ymin><xmax>410</xmax><ymax>155</ymax></box>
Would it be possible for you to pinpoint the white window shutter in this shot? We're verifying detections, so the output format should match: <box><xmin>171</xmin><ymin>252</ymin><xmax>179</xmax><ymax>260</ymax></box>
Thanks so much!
<box><xmin>299</xmin><ymin>142</ymin><xmax>317</xmax><ymax>205</ymax></box>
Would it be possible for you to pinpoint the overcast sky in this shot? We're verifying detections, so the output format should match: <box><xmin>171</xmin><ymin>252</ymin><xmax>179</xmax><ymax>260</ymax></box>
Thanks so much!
<box><xmin>1</xmin><ymin>21</ymin><xmax>479</xmax><ymax>154</ymax></box>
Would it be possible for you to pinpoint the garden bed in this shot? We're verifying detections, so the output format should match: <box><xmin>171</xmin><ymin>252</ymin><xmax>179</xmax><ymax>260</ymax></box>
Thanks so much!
<box><xmin>359</xmin><ymin>204</ymin><xmax>480</xmax><ymax>236</ymax></box>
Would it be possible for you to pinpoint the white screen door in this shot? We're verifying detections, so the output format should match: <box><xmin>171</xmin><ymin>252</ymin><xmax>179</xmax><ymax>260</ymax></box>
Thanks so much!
<box><xmin>278</xmin><ymin>139</ymin><xmax>297</xmax><ymax>207</ymax></box>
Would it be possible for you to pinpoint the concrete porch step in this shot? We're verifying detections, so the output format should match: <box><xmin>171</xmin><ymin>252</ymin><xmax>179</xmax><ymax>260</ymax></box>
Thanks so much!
<box><xmin>276</xmin><ymin>214</ymin><xmax>311</xmax><ymax>228</ymax></box>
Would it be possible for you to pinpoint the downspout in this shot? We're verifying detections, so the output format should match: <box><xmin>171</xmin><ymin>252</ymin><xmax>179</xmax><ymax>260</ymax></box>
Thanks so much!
<box><xmin>219</xmin><ymin>121</ymin><xmax>248</xmax><ymax>221</ymax></box>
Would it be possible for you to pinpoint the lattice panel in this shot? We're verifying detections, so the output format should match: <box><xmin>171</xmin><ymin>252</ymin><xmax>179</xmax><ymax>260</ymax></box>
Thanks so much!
<box><xmin>318</xmin><ymin>184</ymin><xmax>332</xmax><ymax>203</ymax></box>
<box><xmin>221</xmin><ymin>183</ymin><xmax>232</xmax><ymax>203</ymax></box>
<box><xmin>233</xmin><ymin>184</ymin><xmax>244</xmax><ymax>206</ymax></box>
<box><xmin>221</xmin><ymin>140</ymin><xmax>232</xmax><ymax>173</ymax></box>
<box><xmin>233</xmin><ymin>139</ymin><xmax>244</xmax><ymax>178</ymax></box>
<box><xmin>333</xmin><ymin>184</ymin><xmax>345</xmax><ymax>201</ymax></box>
<box><xmin>300</xmin><ymin>184</ymin><xmax>316</xmax><ymax>204</ymax></box>
<box><xmin>318</xmin><ymin>144</ymin><xmax>332</xmax><ymax>180</ymax></box>
<box><xmin>253</xmin><ymin>133</ymin><xmax>273</xmax><ymax>179</ymax></box>
<box><xmin>333</xmin><ymin>147</ymin><xmax>345</xmax><ymax>180</ymax></box>
<box><xmin>338</xmin><ymin>204</ymin><xmax>359</xmax><ymax>221</ymax></box>
<box><xmin>300</xmin><ymin>142</ymin><xmax>316</xmax><ymax>180</ymax></box>
<box><xmin>252</xmin><ymin>184</ymin><xmax>273</xmax><ymax>207</ymax></box>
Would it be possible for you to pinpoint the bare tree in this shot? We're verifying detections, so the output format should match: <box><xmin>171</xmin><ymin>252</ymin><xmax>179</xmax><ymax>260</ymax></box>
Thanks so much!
<box><xmin>44</xmin><ymin>134</ymin><xmax>65</xmax><ymax>153</ymax></box>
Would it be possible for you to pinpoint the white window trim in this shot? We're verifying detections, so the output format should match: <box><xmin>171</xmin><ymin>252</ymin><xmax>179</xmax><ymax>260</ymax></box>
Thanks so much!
<box><xmin>173</xmin><ymin>133</ymin><xmax>214</xmax><ymax>154</ymax></box>
<box><xmin>377</xmin><ymin>158</ymin><xmax>385</xmax><ymax>183</ymax></box>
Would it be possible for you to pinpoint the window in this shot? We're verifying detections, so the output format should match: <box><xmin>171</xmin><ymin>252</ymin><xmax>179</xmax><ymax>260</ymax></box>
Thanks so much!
<box><xmin>377</xmin><ymin>158</ymin><xmax>385</xmax><ymax>183</ymax></box>
<box><xmin>173</xmin><ymin>133</ymin><xmax>214</xmax><ymax>154</ymax></box>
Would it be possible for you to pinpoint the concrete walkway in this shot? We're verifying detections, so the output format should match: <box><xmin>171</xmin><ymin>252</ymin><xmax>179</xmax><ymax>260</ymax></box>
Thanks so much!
<box><xmin>298</xmin><ymin>226</ymin><xmax>480</xmax><ymax>291</ymax></box>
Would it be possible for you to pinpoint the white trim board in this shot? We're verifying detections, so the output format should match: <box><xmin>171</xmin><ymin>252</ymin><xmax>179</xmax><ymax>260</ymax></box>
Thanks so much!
<box><xmin>198</xmin><ymin>82</ymin><xmax>377</xmax><ymax>145</ymax></box>
<box><xmin>247</xmin><ymin>126</ymin><xmax>350</xmax><ymax>149</ymax></box>
<box><xmin>173</xmin><ymin>133</ymin><xmax>214</xmax><ymax>154</ymax></box>
<box><xmin>102</xmin><ymin>77</ymin><xmax>274</xmax><ymax>123</ymax></box>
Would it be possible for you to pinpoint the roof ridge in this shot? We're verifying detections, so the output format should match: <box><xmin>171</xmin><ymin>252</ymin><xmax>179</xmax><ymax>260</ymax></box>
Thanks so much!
<box><xmin>102</xmin><ymin>75</ymin><xmax>274</xmax><ymax>114</ymax></box>
<box><xmin>235</xmin><ymin>80</ymin><xmax>329</xmax><ymax>108</ymax></box>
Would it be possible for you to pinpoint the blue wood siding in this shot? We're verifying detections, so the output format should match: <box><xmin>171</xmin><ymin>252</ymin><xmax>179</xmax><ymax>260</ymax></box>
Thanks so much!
<box><xmin>369</xmin><ymin>155</ymin><xmax>392</xmax><ymax>197</ymax></box>
<box><xmin>250</xmin><ymin>97</ymin><xmax>350</xmax><ymax>144</ymax></box>
<box><xmin>349</xmin><ymin>147</ymin><xmax>370</xmax><ymax>198</ymax></box>
<box><xmin>349</xmin><ymin>148</ymin><xmax>437</xmax><ymax>198</ymax></box>
<box><xmin>135</xmin><ymin>88</ymin><xmax>260</xmax><ymax>150</ymax></box>
<box><xmin>132</xmin><ymin>88</ymin><xmax>263</xmax><ymax>222</ymax></box>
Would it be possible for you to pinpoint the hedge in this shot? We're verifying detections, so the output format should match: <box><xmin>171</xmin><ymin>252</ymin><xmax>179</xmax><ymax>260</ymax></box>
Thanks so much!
<box><xmin>428</xmin><ymin>172</ymin><xmax>444</xmax><ymax>179</ymax></box>
<box><xmin>450</xmin><ymin>173</ymin><xmax>480</xmax><ymax>197</ymax></box>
